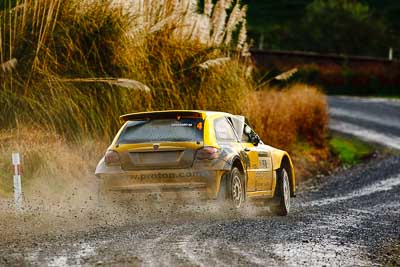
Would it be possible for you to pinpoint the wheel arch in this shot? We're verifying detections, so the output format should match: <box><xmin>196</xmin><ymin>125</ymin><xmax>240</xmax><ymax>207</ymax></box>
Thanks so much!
<box><xmin>273</xmin><ymin>152</ymin><xmax>296</xmax><ymax>197</ymax></box>
<box><xmin>217</xmin><ymin>155</ymin><xmax>246</xmax><ymax>200</ymax></box>
<box><xmin>232</xmin><ymin>156</ymin><xmax>246</xmax><ymax>189</ymax></box>
<box><xmin>231</xmin><ymin>156</ymin><xmax>245</xmax><ymax>174</ymax></box>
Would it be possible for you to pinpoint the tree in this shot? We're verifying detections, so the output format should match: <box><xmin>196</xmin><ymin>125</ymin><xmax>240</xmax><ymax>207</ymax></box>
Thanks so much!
<box><xmin>242</xmin><ymin>0</ymin><xmax>310</xmax><ymax>49</ymax></box>
<box><xmin>297</xmin><ymin>0</ymin><xmax>389</xmax><ymax>56</ymax></box>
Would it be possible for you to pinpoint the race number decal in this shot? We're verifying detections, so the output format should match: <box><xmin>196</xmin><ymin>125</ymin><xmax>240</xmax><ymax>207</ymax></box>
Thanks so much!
<box><xmin>258</xmin><ymin>157</ymin><xmax>271</xmax><ymax>170</ymax></box>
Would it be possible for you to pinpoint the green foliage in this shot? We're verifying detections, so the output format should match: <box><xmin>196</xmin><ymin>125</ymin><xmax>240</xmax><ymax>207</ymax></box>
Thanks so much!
<box><xmin>299</xmin><ymin>0</ymin><xmax>389</xmax><ymax>56</ymax></box>
<box><xmin>246</xmin><ymin>0</ymin><xmax>399</xmax><ymax>57</ymax></box>
<box><xmin>243</xmin><ymin>0</ymin><xmax>309</xmax><ymax>32</ymax></box>
<box><xmin>329</xmin><ymin>135</ymin><xmax>374</xmax><ymax>165</ymax></box>
<box><xmin>363</xmin><ymin>0</ymin><xmax>400</xmax><ymax>31</ymax></box>
<box><xmin>308</xmin><ymin>0</ymin><xmax>370</xmax><ymax>19</ymax></box>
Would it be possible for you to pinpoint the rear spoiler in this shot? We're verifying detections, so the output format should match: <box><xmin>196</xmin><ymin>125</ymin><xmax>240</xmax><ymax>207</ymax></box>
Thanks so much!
<box><xmin>120</xmin><ymin>111</ymin><xmax>205</xmax><ymax>122</ymax></box>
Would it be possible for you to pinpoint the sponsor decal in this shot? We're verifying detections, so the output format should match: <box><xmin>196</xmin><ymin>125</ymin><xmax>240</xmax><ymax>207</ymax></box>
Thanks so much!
<box><xmin>258</xmin><ymin>157</ymin><xmax>271</xmax><ymax>170</ymax></box>
<box><xmin>127</xmin><ymin>171</ymin><xmax>212</xmax><ymax>179</ymax></box>
<box><xmin>255</xmin><ymin>171</ymin><xmax>269</xmax><ymax>178</ymax></box>
<box><xmin>171</xmin><ymin>123</ymin><xmax>193</xmax><ymax>127</ymax></box>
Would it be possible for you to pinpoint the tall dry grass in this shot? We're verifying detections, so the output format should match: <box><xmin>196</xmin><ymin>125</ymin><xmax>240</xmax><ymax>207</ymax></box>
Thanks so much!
<box><xmin>243</xmin><ymin>84</ymin><xmax>328</xmax><ymax>150</ymax></box>
<box><xmin>0</xmin><ymin>126</ymin><xmax>103</xmax><ymax>199</ymax></box>
<box><xmin>0</xmin><ymin>0</ymin><xmax>250</xmax><ymax>139</ymax></box>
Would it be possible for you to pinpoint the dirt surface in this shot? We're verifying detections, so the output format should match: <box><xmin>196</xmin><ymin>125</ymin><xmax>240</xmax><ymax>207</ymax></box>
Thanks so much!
<box><xmin>0</xmin><ymin>96</ymin><xmax>399</xmax><ymax>266</ymax></box>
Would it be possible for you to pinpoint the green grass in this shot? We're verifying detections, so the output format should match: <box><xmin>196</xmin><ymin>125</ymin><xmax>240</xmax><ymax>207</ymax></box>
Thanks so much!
<box><xmin>329</xmin><ymin>135</ymin><xmax>375</xmax><ymax>165</ymax></box>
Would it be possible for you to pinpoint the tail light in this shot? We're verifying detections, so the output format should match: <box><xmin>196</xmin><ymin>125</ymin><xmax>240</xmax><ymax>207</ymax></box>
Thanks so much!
<box><xmin>105</xmin><ymin>150</ymin><xmax>120</xmax><ymax>166</ymax></box>
<box><xmin>196</xmin><ymin>146</ymin><xmax>220</xmax><ymax>160</ymax></box>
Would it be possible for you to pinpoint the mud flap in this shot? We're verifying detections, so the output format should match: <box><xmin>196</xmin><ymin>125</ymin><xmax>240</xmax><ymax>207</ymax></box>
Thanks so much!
<box><xmin>291</xmin><ymin>189</ymin><xmax>297</xmax><ymax>198</ymax></box>
<box><xmin>216</xmin><ymin>172</ymin><xmax>228</xmax><ymax>202</ymax></box>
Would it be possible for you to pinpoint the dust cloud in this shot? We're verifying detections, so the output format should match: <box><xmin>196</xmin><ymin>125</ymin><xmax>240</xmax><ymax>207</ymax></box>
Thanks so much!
<box><xmin>0</xmin><ymin>178</ymin><xmax>268</xmax><ymax>245</ymax></box>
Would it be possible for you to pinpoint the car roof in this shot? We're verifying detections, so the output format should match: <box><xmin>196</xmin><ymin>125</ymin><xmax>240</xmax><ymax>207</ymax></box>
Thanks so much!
<box><xmin>120</xmin><ymin>110</ymin><xmax>234</xmax><ymax>121</ymax></box>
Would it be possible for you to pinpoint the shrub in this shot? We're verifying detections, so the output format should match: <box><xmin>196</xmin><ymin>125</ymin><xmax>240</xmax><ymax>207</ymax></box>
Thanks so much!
<box><xmin>243</xmin><ymin>84</ymin><xmax>328</xmax><ymax>150</ymax></box>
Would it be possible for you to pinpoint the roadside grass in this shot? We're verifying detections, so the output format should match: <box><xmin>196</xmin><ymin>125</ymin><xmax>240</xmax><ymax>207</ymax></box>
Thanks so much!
<box><xmin>0</xmin><ymin>126</ymin><xmax>103</xmax><ymax>200</ymax></box>
<box><xmin>329</xmin><ymin>134</ymin><xmax>375</xmax><ymax>166</ymax></box>
<box><xmin>290</xmin><ymin>141</ymin><xmax>334</xmax><ymax>181</ymax></box>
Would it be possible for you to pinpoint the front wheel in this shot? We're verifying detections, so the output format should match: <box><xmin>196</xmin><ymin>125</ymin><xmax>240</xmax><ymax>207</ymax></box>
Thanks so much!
<box><xmin>227</xmin><ymin>167</ymin><xmax>245</xmax><ymax>208</ymax></box>
<box><xmin>271</xmin><ymin>168</ymin><xmax>291</xmax><ymax>216</ymax></box>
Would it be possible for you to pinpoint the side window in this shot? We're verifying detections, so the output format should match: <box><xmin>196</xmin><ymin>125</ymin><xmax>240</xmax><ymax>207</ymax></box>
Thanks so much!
<box><xmin>242</xmin><ymin>124</ymin><xmax>263</xmax><ymax>144</ymax></box>
<box><xmin>214</xmin><ymin>118</ymin><xmax>237</xmax><ymax>142</ymax></box>
<box><xmin>228</xmin><ymin>116</ymin><xmax>244</xmax><ymax>140</ymax></box>
<box><xmin>241</xmin><ymin>129</ymin><xmax>251</xmax><ymax>143</ymax></box>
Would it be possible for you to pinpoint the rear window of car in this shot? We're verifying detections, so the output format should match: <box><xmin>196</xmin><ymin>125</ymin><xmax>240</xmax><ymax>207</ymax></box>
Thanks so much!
<box><xmin>118</xmin><ymin>118</ymin><xmax>204</xmax><ymax>144</ymax></box>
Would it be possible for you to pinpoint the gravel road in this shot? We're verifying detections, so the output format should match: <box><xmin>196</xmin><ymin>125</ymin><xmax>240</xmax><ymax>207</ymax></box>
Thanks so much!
<box><xmin>329</xmin><ymin>96</ymin><xmax>400</xmax><ymax>149</ymax></box>
<box><xmin>0</xmin><ymin>96</ymin><xmax>399</xmax><ymax>266</ymax></box>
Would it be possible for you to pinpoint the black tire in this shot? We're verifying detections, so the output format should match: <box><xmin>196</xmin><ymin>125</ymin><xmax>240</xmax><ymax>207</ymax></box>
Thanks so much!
<box><xmin>227</xmin><ymin>167</ymin><xmax>245</xmax><ymax>208</ymax></box>
<box><xmin>271</xmin><ymin>167</ymin><xmax>291</xmax><ymax>216</ymax></box>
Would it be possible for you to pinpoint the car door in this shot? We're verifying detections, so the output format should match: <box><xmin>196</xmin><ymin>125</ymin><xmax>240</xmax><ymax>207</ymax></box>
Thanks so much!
<box><xmin>228</xmin><ymin>116</ymin><xmax>273</xmax><ymax>192</ymax></box>
<box><xmin>225</xmin><ymin>116</ymin><xmax>256</xmax><ymax>192</ymax></box>
<box><xmin>243</xmin><ymin>126</ymin><xmax>273</xmax><ymax>192</ymax></box>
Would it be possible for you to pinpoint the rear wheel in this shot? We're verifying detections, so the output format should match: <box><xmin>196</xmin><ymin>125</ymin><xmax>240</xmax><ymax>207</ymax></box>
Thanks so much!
<box><xmin>227</xmin><ymin>167</ymin><xmax>245</xmax><ymax>208</ymax></box>
<box><xmin>271</xmin><ymin>167</ymin><xmax>291</xmax><ymax>216</ymax></box>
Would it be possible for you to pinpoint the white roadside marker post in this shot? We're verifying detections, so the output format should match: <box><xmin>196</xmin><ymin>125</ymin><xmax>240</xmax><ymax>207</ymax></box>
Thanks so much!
<box><xmin>12</xmin><ymin>152</ymin><xmax>23</xmax><ymax>211</ymax></box>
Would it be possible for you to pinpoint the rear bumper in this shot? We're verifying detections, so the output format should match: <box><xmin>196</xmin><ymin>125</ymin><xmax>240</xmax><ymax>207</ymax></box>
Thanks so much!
<box><xmin>97</xmin><ymin>168</ymin><xmax>226</xmax><ymax>200</ymax></box>
<box><xmin>110</xmin><ymin>182</ymin><xmax>207</xmax><ymax>193</ymax></box>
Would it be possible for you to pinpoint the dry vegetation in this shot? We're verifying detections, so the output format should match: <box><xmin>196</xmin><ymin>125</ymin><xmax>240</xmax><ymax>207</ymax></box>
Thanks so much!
<box><xmin>245</xmin><ymin>84</ymin><xmax>328</xmax><ymax>149</ymax></box>
<box><xmin>0</xmin><ymin>0</ymin><xmax>329</xmax><ymax>198</ymax></box>
<box><xmin>0</xmin><ymin>0</ymin><xmax>250</xmax><ymax>139</ymax></box>
<box><xmin>0</xmin><ymin>126</ymin><xmax>102</xmax><ymax>199</ymax></box>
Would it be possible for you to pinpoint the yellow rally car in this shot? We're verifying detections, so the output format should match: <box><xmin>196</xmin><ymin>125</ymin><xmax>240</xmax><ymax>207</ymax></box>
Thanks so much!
<box><xmin>95</xmin><ymin>110</ymin><xmax>296</xmax><ymax>215</ymax></box>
